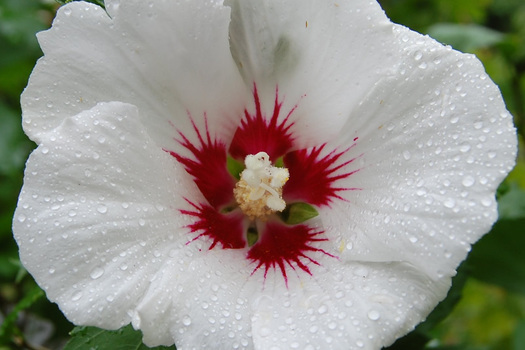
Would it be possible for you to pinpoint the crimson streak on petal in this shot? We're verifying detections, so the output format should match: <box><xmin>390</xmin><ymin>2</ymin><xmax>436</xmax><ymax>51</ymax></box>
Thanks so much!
<box><xmin>167</xmin><ymin>118</ymin><xmax>235</xmax><ymax>210</ymax></box>
<box><xmin>283</xmin><ymin>143</ymin><xmax>361</xmax><ymax>207</ymax></box>
<box><xmin>229</xmin><ymin>85</ymin><xmax>295</xmax><ymax>161</ymax></box>
<box><xmin>181</xmin><ymin>200</ymin><xmax>247</xmax><ymax>249</ymax></box>
<box><xmin>247</xmin><ymin>221</ymin><xmax>333</xmax><ymax>284</ymax></box>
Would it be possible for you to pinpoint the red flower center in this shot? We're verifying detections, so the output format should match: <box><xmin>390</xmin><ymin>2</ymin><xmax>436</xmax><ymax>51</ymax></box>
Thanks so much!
<box><xmin>166</xmin><ymin>85</ymin><xmax>360</xmax><ymax>283</ymax></box>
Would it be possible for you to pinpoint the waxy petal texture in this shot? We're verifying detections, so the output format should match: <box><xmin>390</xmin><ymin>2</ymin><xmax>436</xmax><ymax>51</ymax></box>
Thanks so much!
<box><xmin>14</xmin><ymin>0</ymin><xmax>517</xmax><ymax>349</ymax></box>
<box><xmin>321</xmin><ymin>26</ymin><xmax>516</xmax><ymax>281</ymax></box>
<box><xmin>22</xmin><ymin>0</ymin><xmax>248</xmax><ymax>147</ymax></box>
<box><xmin>227</xmin><ymin>0</ymin><xmax>400</xmax><ymax>147</ymax></box>
<box><xmin>14</xmin><ymin>102</ymin><xmax>198</xmax><ymax>332</ymax></box>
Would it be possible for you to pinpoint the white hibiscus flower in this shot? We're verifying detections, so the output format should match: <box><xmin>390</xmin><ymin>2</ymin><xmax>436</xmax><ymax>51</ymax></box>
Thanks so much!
<box><xmin>13</xmin><ymin>0</ymin><xmax>516</xmax><ymax>349</ymax></box>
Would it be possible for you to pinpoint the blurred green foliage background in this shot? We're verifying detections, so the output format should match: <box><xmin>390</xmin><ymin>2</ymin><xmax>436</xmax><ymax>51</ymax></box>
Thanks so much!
<box><xmin>0</xmin><ymin>0</ymin><xmax>524</xmax><ymax>349</ymax></box>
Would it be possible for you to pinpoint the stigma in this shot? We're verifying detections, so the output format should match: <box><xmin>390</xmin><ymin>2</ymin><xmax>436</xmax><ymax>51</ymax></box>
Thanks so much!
<box><xmin>233</xmin><ymin>152</ymin><xmax>289</xmax><ymax>220</ymax></box>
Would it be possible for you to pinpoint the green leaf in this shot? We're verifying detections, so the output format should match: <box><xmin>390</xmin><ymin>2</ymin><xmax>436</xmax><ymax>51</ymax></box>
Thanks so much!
<box><xmin>498</xmin><ymin>184</ymin><xmax>525</xmax><ymax>220</ymax></box>
<box><xmin>226</xmin><ymin>156</ymin><xmax>244</xmax><ymax>180</ymax></box>
<box><xmin>514</xmin><ymin>320</ymin><xmax>525</xmax><ymax>350</ymax></box>
<box><xmin>466</xmin><ymin>218</ymin><xmax>525</xmax><ymax>294</ymax></box>
<box><xmin>0</xmin><ymin>286</ymin><xmax>45</xmax><ymax>343</ymax></box>
<box><xmin>427</xmin><ymin>23</ymin><xmax>505</xmax><ymax>52</ymax></box>
<box><xmin>282</xmin><ymin>202</ymin><xmax>319</xmax><ymax>225</ymax></box>
<box><xmin>382</xmin><ymin>331</ymin><xmax>429</xmax><ymax>350</ymax></box>
<box><xmin>55</xmin><ymin>0</ymin><xmax>105</xmax><ymax>8</ymax></box>
<box><xmin>64</xmin><ymin>325</ymin><xmax>174</xmax><ymax>350</ymax></box>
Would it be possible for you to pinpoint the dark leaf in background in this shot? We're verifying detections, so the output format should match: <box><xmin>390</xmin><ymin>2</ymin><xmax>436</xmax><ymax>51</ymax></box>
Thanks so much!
<box><xmin>427</xmin><ymin>23</ymin><xmax>505</xmax><ymax>52</ymax></box>
<box><xmin>54</xmin><ymin>0</ymin><xmax>105</xmax><ymax>8</ymax></box>
<box><xmin>466</xmin><ymin>218</ymin><xmax>525</xmax><ymax>295</ymax></box>
<box><xmin>0</xmin><ymin>286</ymin><xmax>44</xmax><ymax>345</ymax></box>
<box><xmin>64</xmin><ymin>325</ymin><xmax>175</xmax><ymax>350</ymax></box>
<box><xmin>514</xmin><ymin>320</ymin><xmax>525</xmax><ymax>350</ymax></box>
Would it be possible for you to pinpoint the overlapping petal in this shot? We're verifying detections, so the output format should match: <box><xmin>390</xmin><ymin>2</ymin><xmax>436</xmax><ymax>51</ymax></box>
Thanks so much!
<box><xmin>13</xmin><ymin>102</ymin><xmax>199</xmax><ymax>331</ymax></box>
<box><xmin>320</xmin><ymin>25</ymin><xmax>516</xmax><ymax>281</ymax></box>
<box><xmin>227</xmin><ymin>0</ymin><xmax>401</xmax><ymax>147</ymax></box>
<box><xmin>22</xmin><ymin>0</ymin><xmax>248</xmax><ymax>147</ymax></box>
<box><xmin>251</xmin><ymin>258</ymin><xmax>446</xmax><ymax>350</ymax></box>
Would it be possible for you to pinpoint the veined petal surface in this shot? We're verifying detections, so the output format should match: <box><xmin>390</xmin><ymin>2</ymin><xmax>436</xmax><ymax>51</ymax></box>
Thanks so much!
<box><xmin>22</xmin><ymin>0</ymin><xmax>248</xmax><ymax>147</ymax></box>
<box><xmin>14</xmin><ymin>102</ymin><xmax>199</xmax><ymax>334</ymax></box>
<box><xmin>320</xmin><ymin>25</ymin><xmax>516</xmax><ymax>281</ymax></box>
<box><xmin>227</xmin><ymin>0</ymin><xmax>400</xmax><ymax>147</ymax></box>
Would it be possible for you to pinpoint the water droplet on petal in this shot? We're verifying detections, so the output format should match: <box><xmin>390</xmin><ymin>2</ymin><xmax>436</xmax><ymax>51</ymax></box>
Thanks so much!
<box><xmin>97</xmin><ymin>204</ymin><xmax>108</xmax><ymax>214</ymax></box>
<box><xmin>182</xmin><ymin>315</ymin><xmax>192</xmax><ymax>326</ymax></box>
<box><xmin>367</xmin><ymin>310</ymin><xmax>381</xmax><ymax>321</ymax></box>
<box><xmin>259</xmin><ymin>327</ymin><xmax>271</xmax><ymax>337</ymax></box>
<box><xmin>444</xmin><ymin>198</ymin><xmax>456</xmax><ymax>208</ymax></box>
<box><xmin>72</xmin><ymin>291</ymin><xmax>83</xmax><ymax>301</ymax></box>
<box><xmin>462</xmin><ymin>176</ymin><xmax>475</xmax><ymax>187</ymax></box>
<box><xmin>90</xmin><ymin>267</ymin><xmax>104</xmax><ymax>279</ymax></box>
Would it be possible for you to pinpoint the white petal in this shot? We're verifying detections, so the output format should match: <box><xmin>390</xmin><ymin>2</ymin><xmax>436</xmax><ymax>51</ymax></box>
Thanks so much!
<box><xmin>133</xmin><ymin>249</ymin><xmax>256</xmax><ymax>348</ymax></box>
<box><xmin>227</xmin><ymin>0</ymin><xmax>399</xmax><ymax>147</ymax></box>
<box><xmin>322</xmin><ymin>26</ymin><xmax>517</xmax><ymax>280</ymax></box>
<box><xmin>13</xmin><ymin>102</ymin><xmax>198</xmax><ymax>332</ymax></box>
<box><xmin>251</xmin><ymin>259</ymin><xmax>446</xmax><ymax>350</ymax></box>
<box><xmin>22</xmin><ymin>0</ymin><xmax>248</xmax><ymax>146</ymax></box>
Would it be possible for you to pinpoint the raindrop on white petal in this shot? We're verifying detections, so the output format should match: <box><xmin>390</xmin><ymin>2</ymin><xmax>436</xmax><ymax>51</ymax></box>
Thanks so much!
<box><xmin>138</xmin><ymin>219</ymin><xmax>146</xmax><ymax>226</ymax></box>
<box><xmin>182</xmin><ymin>315</ymin><xmax>192</xmax><ymax>326</ymax></box>
<box><xmin>309</xmin><ymin>325</ymin><xmax>319</xmax><ymax>333</ymax></box>
<box><xmin>444</xmin><ymin>198</ymin><xmax>456</xmax><ymax>208</ymax></box>
<box><xmin>462</xmin><ymin>176</ymin><xmax>475</xmax><ymax>187</ymax></box>
<box><xmin>97</xmin><ymin>204</ymin><xmax>108</xmax><ymax>214</ymax></box>
<box><xmin>71</xmin><ymin>291</ymin><xmax>83</xmax><ymax>301</ymax></box>
<box><xmin>354</xmin><ymin>267</ymin><xmax>369</xmax><ymax>277</ymax></box>
<box><xmin>259</xmin><ymin>327</ymin><xmax>271</xmax><ymax>337</ymax></box>
<box><xmin>90</xmin><ymin>267</ymin><xmax>104</xmax><ymax>279</ymax></box>
<box><xmin>367</xmin><ymin>310</ymin><xmax>381</xmax><ymax>321</ymax></box>
<box><xmin>63</xmin><ymin>7</ymin><xmax>72</xmax><ymax>16</ymax></box>
<box><xmin>402</xmin><ymin>151</ymin><xmax>411</xmax><ymax>160</ymax></box>
<box><xmin>17</xmin><ymin>214</ymin><xmax>27</xmax><ymax>223</ymax></box>
<box><xmin>460</xmin><ymin>143</ymin><xmax>471</xmax><ymax>153</ymax></box>
<box><xmin>318</xmin><ymin>305</ymin><xmax>328</xmax><ymax>314</ymax></box>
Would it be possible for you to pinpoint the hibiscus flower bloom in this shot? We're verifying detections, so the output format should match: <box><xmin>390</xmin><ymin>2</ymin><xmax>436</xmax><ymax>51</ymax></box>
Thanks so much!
<box><xmin>14</xmin><ymin>0</ymin><xmax>516</xmax><ymax>349</ymax></box>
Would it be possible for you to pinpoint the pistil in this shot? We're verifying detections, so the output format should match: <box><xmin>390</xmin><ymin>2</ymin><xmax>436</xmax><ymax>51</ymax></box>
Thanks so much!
<box><xmin>233</xmin><ymin>152</ymin><xmax>289</xmax><ymax>220</ymax></box>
